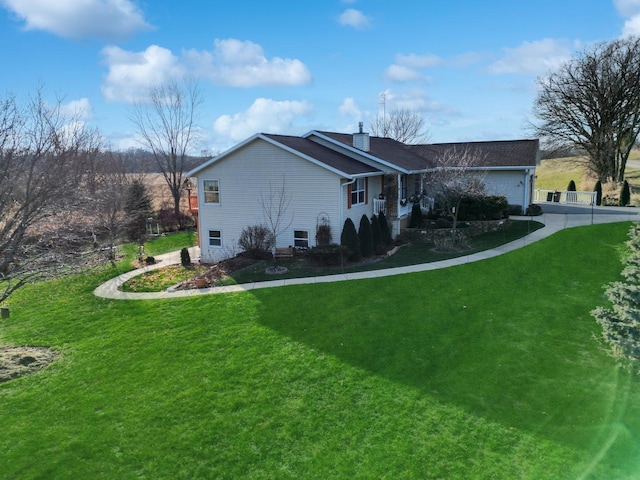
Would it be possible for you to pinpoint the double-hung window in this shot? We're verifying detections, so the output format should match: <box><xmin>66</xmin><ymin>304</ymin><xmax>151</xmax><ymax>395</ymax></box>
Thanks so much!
<box><xmin>208</xmin><ymin>230</ymin><xmax>222</xmax><ymax>247</ymax></box>
<box><xmin>203</xmin><ymin>180</ymin><xmax>220</xmax><ymax>204</ymax></box>
<box><xmin>350</xmin><ymin>178</ymin><xmax>366</xmax><ymax>206</ymax></box>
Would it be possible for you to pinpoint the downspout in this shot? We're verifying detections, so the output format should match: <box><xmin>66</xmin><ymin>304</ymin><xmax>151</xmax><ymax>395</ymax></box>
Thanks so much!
<box><xmin>524</xmin><ymin>169</ymin><xmax>532</xmax><ymax>210</ymax></box>
<box><xmin>340</xmin><ymin>177</ymin><xmax>356</xmax><ymax>234</ymax></box>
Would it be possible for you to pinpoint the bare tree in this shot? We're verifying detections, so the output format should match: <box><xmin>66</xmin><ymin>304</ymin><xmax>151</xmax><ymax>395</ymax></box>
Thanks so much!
<box><xmin>83</xmin><ymin>151</ymin><xmax>132</xmax><ymax>262</ymax></box>
<box><xmin>261</xmin><ymin>177</ymin><xmax>293</xmax><ymax>262</ymax></box>
<box><xmin>421</xmin><ymin>145</ymin><xmax>487</xmax><ymax>246</ymax></box>
<box><xmin>0</xmin><ymin>88</ymin><xmax>103</xmax><ymax>303</ymax></box>
<box><xmin>130</xmin><ymin>78</ymin><xmax>202</xmax><ymax>227</ymax></box>
<box><xmin>369</xmin><ymin>107</ymin><xmax>430</xmax><ymax>144</ymax></box>
<box><xmin>533</xmin><ymin>36</ymin><xmax>640</xmax><ymax>183</ymax></box>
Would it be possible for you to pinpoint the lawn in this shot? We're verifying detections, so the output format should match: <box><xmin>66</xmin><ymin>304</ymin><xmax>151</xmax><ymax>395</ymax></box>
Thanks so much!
<box><xmin>1</xmin><ymin>223</ymin><xmax>640</xmax><ymax>478</ymax></box>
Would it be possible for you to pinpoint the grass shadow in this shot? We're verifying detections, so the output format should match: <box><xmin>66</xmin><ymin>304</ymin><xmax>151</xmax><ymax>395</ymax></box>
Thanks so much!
<box><xmin>249</xmin><ymin>223</ymin><xmax>640</xmax><ymax>474</ymax></box>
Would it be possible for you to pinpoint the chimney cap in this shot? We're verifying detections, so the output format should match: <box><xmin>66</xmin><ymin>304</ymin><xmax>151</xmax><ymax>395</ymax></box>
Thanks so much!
<box><xmin>358</xmin><ymin>121</ymin><xmax>364</xmax><ymax>134</ymax></box>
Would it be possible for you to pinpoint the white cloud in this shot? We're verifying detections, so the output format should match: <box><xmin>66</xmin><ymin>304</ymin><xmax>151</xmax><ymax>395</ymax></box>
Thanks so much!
<box><xmin>102</xmin><ymin>39</ymin><xmax>312</xmax><ymax>103</ymax></box>
<box><xmin>384</xmin><ymin>64</ymin><xmax>427</xmax><ymax>82</ymax></box>
<box><xmin>338</xmin><ymin>97</ymin><xmax>362</xmax><ymax>120</ymax></box>
<box><xmin>0</xmin><ymin>0</ymin><xmax>152</xmax><ymax>40</ymax></box>
<box><xmin>614</xmin><ymin>0</ymin><xmax>640</xmax><ymax>16</ymax></box>
<box><xmin>184</xmin><ymin>39</ymin><xmax>312</xmax><ymax>87</ymax></box>
<box><xmin>488</xmin><ymin>38</ymin><xmax>573</xmax><ymax>76</ymax></box>
<box><xmin>338</xmin><ymin>9</ymin><xmax>372</xmax><ymax>29</ymax></box>
<box><xmin>101</xmin><ymin>45</ymin><xmax>185</xmax><ymax>103</ymax></box>
<box><xmin>59</xmin><ymin>97</ymin><xmax>93</xmax><ymax>120</ymax></box>
<box><xmin>384</xmin><ymin>53</ymin><xmax>441</xmax><ymax>82</ymax></box>
<box><xmin>614</xmin><ymin>0</ymin><xmax>640</xmax><ymax>36</ymax></box>
<box><xmin>621</xmin><ymin>14</ymin><xmax>640</xmax><ymax>36</ymax></box>
<box><xmin>213</xmin><ymin>98</ymin><xmax>313</xmax><ymax>141</ymax></box>
<box><xmin>379</xmin><ymin>88</ymin><xmax>459</xmax><ymax>116</ymax></box>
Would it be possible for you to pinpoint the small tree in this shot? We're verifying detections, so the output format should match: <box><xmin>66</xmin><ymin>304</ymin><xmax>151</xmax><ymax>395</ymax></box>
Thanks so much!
<box><xmin>180</xmin><ymin>247</ymin><xmax>191</xmax><ymax>267</ymax></box>
<box><xmin>370</xmin><ymin>214</ymin><xmax>383</xmax><ymax>253</ymax></box>
<box><xmin>378</xmin><ymin>210</ymin><xmax>392</xmax><ymax>246</ymax></box>
<box><xmin>358</xmin><ymin>215</ymin><xmax>374</xmax><ymax>258</ymax></box>
<box><xmin>125</xmin><ymin>179</ymin><xmax>153</xmax><ymax>244</ymax></box>
<box><xmin>340</xmin><ymin>218</ymin><xmax>361</xmax><ymax>261</ymax></box>
<box><xmin>594</xmin><ymin>180</ymin><xmax>603</xmax><ymax>206</ymax></box>
<box><xmin>620</xmin><ymin>180</ymin><xmax>631</xmax><ymax>206</ymax></box>
<box><xmin>592</xmin><ymin>222</ymin><xmax>640</xmax><ymax>361</ymax></box>
<box><xmin>567</xmin><ymin>180</ymin><xmax>576</xmax><ymax>191</ymax></box>
<box><xmin>419</xmin><ymin>145</ymin><xmax>487</xmax><ymax>246</ymax></box>
<box><xmin>261</xmin><ymin>178</ymin><xmax>293</xmax><ymax>262</ymax></box>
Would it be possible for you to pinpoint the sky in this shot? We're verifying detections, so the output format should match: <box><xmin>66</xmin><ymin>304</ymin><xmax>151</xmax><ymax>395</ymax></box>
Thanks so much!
<box><xmin>0</xmin><ymin>0</ymin><xmax>639</xmax><ymax>155</ymax></box>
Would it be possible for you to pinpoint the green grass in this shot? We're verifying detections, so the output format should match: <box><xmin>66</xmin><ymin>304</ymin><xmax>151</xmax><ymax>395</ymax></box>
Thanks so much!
<box><xmin>120</xmin><ymin>230</ymin><xmax>197</xmax><ymax>262</ymax></box>
<box><xmin>1</xmin><ymin>223</ymin><xmax>640</xmax><ymax>478</ymax></box>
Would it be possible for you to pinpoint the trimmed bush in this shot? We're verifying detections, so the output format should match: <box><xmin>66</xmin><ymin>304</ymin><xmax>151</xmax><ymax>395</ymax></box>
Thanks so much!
<box><xmin>525</xmin><ymin>204</ymin><xmax>543</xmax><ymax>216</ymax></box>
<box><xmin>305</xmin><ymin>244</ymin><xmax>349</xmax><ymax>266</ymax></box>
<box><xmin>378</xmin><ymin>210</ymin><xmax>392</xmax><ymax>245</ymax></box>
<box><xmin>458</xmin><ymin>195</ymin><xmax>509</xmax><ymax>221</ymax></box>
<box><xmin>594</xmin><ymin>180</ymin><xmax>603</xmax><ymax>206</ymax></box>
<box><xmin>370</xmin><ymin>214</ymin><xmax>384</xmax><ymax>254</ymax></box>
<box><xmin>409</xmin><ymin>202</ymin><xmax>423</xmax><ymax>228</ymax></box>
<box><xmin>620</xmin><ymin>180</ymin><xmax>631</xmax><ymax>206</ymax></box>
<box><xmin>180</xmin><ymin>248</ymin><xmax>190</xmax><ymax>267</ymax></box>
<box><xmin>358</xmin><ymin>215</ymin><xmax>374</xmax><ymax>258</ymax></box>
<box><xmin>340</xmin><ymin>218</ymin><xmax>361</xmax><ymax>261</ymax></box>
<box><xmin>567</xmin><ymin>179</ymin><xmax>576</xmax><ymax>191</ymax></box>
<box><xmin>506</xmin><ymin>204</ymin><xmax>523</xmax><ymax>216</ymax></box>
<box><xmin>238</xmin><ymin>225</ymin><xmax>274</xmax><ymax>259</ymax></box>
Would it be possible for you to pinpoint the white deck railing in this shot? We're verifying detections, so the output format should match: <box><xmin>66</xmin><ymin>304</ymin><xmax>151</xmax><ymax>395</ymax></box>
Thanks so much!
<box><xmin>373</xmin><ymin>198</ymin><xmax>386</xmax><ymax>215</ymax></box>
<box><xmin>534</xmin><ymin>189</ymin><xmax>597</xmax><ymax>206</ymax></box>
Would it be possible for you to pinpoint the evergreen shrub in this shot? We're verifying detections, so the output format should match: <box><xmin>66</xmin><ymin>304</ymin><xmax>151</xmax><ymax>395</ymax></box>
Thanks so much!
<box><xmin>180</xmin><ymin>247</ymin><xmax>190</xmax><ymax>267</ymax></box>
<box><xmin>358</xmin><ymin>215</ymin><xmax>374</xmax><ymax>257</ymax></box>
<box><xmin>340</xmin><ymin>218</ymin><xmax>361</xmax><ymax>261</ymax></box>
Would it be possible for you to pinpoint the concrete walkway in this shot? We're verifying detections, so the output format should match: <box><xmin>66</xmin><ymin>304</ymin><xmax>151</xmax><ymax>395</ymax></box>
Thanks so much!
<box><xmin>93</xmin><ymin>206</ymin><xmax>639</xmax><ymax>301</ymax></box>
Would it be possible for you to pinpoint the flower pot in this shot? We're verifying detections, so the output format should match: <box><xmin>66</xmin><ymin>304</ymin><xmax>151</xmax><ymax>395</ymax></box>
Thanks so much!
<box><xmin>195</xmin><ymin>277</ymin><xmax>207</xmax><ymax>288</ymax></box>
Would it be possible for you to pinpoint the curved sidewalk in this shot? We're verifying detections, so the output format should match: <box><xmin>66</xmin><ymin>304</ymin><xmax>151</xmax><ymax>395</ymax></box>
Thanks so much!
<box><xmin>94</xmin><ymin>209</ymin><xmax>638</xmax><ymax>301</ymax></box>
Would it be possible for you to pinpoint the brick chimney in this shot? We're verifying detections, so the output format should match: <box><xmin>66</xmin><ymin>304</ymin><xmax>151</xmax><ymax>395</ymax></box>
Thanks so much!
<box><xmin>353</xmin><ymin>121</ymin><xmax>370</xmax><ymax>152</ymax></box>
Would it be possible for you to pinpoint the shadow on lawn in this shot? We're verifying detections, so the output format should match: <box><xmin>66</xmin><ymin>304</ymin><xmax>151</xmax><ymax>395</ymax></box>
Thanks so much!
<box><xmin>250</xmin><ymin>224</ymin><xmax>640</xmax><ymax>475</ymax></box>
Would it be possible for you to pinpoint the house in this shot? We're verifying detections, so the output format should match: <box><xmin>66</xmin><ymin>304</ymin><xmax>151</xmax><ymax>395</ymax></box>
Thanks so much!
<box><xmin>186</xmin><ymin>127</ymin><xmax>539</xmax><ymax>264</ymax></box>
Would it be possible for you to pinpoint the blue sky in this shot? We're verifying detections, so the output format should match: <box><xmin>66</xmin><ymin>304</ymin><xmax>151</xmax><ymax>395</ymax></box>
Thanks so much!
<box><xmin>0</xmin><ymin>0</ymin><xmax>638</xmax><ymax>154</ymax></box>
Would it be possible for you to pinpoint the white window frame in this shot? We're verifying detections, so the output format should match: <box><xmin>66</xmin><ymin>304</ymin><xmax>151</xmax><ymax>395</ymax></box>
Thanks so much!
<box><xmin>208</xmin><ymin>229</ymin><xmax>222</xmax><ymax>248</ymax></box>
<box><xmin>203</xmin><ymin>179</ymin><xmax>220</xmax><ymax>205</ymax></box>
<box><xmin>293</xmin><ymin>229</ymin><xmax>309</xmax><ymax>248</ymax></box>
<box><xmin>351</xmin><ymin>178</ymin><xmax>366</xmax><ymax>206</ymax></box>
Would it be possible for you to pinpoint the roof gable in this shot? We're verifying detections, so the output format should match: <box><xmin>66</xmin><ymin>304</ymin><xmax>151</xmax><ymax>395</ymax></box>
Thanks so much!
<box><xmin>186</xmin><ymin>133</ymin><xmax>382</xmax><ymax>179</ymax></box>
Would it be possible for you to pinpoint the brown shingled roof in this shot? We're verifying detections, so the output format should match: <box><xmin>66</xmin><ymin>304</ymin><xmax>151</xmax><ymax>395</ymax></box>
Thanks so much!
<box><xmin>315</xmin><ymin>131</ymin><xmax>539</xmax><ymax>170</ymax></box>
<box><xmin>315</xmin><ymin>131</ymin><xmax>434</xmax><ymax>171</ymax></box>
<box><xmin>407</xmin><ymin>139</ymin><xmax>540</xmax><ymax>168</ymax></box>
<box><xmin>263</xmin><ymin>134</ymin><xmax>382</xmax><ymax>176</ymax></box>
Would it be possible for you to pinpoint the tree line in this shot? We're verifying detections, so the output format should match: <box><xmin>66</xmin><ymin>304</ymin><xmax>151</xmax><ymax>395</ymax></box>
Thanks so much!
<box><xmin>0</xmin><ymin>80</ymin><xmax>202</xmax><ymax>303</ymax></box>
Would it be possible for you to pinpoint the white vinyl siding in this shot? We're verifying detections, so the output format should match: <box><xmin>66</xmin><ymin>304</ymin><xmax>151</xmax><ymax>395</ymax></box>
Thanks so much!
<box><xmin>196</xmin><ymin>139</ymin><xmax>342</xmax><ymax>263</ymax></box>
<box><xmin>483</xmin><ymin>170</ymin><xmax>528</xmax><ymax>208</ymax></box>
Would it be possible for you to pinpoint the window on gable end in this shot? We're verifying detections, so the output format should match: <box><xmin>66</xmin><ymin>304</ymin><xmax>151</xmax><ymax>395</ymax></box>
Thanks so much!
<box><xmin>203</xmin><ymin>180</ymin><xmax>220</xmax><ymax>204</ymax></box>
